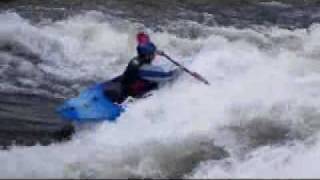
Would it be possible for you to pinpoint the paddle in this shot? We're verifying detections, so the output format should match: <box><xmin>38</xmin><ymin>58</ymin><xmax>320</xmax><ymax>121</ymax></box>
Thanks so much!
<box><xmin>157</xmin><ymin>51</ymin><xmax>210</xmax><ymax>85</ymax></box>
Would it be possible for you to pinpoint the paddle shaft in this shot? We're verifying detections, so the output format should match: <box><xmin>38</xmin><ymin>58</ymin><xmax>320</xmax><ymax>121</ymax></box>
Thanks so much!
<box><xmin>159</xmin><ymin>52</ymin><xmax>210</xmax><ymax>85</ymax></box>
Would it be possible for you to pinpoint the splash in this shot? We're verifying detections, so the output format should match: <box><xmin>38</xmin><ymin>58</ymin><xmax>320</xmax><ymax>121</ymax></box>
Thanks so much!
<box><xmin>1</xmin><ymin>11</ymin><xmax>320</xmax><ymax>178</ymax></box>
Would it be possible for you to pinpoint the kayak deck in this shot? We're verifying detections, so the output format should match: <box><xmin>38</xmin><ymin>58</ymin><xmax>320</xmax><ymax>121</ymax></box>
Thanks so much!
<box><xmin>57</xmin><ymin>83</ymin><xmax>124</xmax><ymax>123</ymax></box>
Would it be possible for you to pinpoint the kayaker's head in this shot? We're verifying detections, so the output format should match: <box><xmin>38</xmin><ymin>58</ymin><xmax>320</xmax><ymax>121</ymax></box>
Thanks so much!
<box><xmin>137</xmin><ymin>42</ymin><xmax>157</xmax><ymax>64</ymax></box>
<box><xmin>136</xmin><ymin>32</ymin><xmax>150</xmax><ymax>45</ymax></box>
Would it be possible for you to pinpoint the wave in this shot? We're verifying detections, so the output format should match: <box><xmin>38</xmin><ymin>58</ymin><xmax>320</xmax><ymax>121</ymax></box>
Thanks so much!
<box><xmin>1</xmin><ymin>11</ymin><xmax>320</xmax><ymax>178</ymax></box>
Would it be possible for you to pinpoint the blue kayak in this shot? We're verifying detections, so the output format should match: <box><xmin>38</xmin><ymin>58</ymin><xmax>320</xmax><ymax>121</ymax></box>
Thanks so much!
<box><xmin>56</xmin><ymin>71</ymin><xmax>171</xmax><ymax>123</ymax></box>
<box><xmin>56</xmin><ymin>81</ymin><xmax>125</xmax><ymax>123</ymax></box>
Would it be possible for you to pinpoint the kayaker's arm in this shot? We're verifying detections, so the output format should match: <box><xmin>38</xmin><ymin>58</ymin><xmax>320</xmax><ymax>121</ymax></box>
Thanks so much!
<box><xmin>138</xmin><ymin>65</ymin><xmax>181</xmax><ymax>83</ymax></box>
<box><xmin>121</xmin><ymin>57</ymin><xmax>143</xmax><ymax>85</ymax></box>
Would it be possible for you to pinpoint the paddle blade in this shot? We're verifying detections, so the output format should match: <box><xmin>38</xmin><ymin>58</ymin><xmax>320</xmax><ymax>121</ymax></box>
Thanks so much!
<box><xmin>191</xmin><ymin>72</ymin><xmax>210</xmax><ymax>85</ymax></box>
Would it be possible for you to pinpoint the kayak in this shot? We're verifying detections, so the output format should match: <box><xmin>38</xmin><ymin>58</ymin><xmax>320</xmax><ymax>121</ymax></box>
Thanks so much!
<box><xmin>56</xmin><ymin>77</ymin><xmax>125</xmax><ymax>123</ymax></box>
<box><xmin>56</xmin><ymin>65</ymin><xmax>183</xmax><ymax>123</ymax></box>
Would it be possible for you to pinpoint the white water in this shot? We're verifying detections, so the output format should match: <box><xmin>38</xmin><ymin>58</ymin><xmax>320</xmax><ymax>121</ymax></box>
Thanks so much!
<box><xmin>1</xmin><ymin>11</ymin><xmax>320</xmax><ymax>178</ymax></box>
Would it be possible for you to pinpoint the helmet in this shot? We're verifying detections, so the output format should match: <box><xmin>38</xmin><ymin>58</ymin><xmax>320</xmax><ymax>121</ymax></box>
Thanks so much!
<box><xmin>136</xmin><ymin>32</ymin><xmax>150</xmax><ymax>45</ymax></box>
<box><xmin>137</xmin><ymin>42</ymin><xmax>157</xmax><ymax>56</ymax></box>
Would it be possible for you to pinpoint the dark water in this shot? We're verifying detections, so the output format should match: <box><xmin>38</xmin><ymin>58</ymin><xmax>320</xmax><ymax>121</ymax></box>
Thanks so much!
<box><xmin>0</xmin><ymin>93</ymin><xmax>73</xmax><ymax>149</ymax></box>
<box><xmin>2</xmin><ymin>0</ymin><xmax>320</xmax><ymax>30</ymax></box>
<box><xmin>0</xmin><ymin>0</ymin><xmax>320</xmax><ymax>148</ymax></box>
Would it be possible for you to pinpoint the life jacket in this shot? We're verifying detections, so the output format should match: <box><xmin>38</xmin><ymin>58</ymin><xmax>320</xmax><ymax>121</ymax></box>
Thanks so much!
<box><xmin>128</xmin><ymin>79</ymin><xmax>158</xmax><ymax>97</ymax></box>
<box><xmin>129</xmin><ymin>79</ymin><xmax>147</xmax><ymax>95</ymax></box>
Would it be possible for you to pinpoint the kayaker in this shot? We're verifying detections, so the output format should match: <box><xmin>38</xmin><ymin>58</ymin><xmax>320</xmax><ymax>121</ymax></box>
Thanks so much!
<box><xmin>103</xmin><ymin>32</ymin><xmax>180</xmax><ymax>103</ymax></box>
<box><xmin>121</xmin><ymin>41</ymin><xmax>180</xmax><ymax>100</ymax></box>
